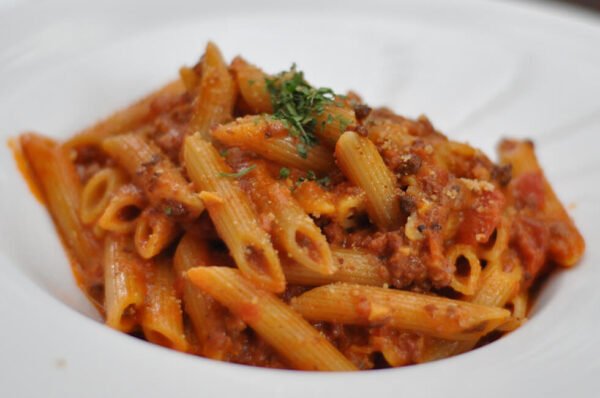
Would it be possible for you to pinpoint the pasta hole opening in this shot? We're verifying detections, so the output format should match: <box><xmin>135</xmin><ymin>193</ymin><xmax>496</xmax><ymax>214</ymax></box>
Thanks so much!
<box><xmin>119</xmin><ymin>304</ymin><xmax>139</xmax><ymax>329</ymax></box>
<box><xmin>455</xmin><ymin>255</ymin><xmax>471</xmax><ymax>278</ymax></box>
<box><xmin>137</xmin><ymin>222</ymin><xmax>154</xmax><ymax>243</ymax></box>
<box><xmin>244</xmin><ymin>245</ymin><xmax>270</xmax><ymax>275</ymax></box>
<box><xmin>135</xmin><ymin>220</ymin><xmax>160</xmax><ymax>259</ymax></box>
<box><xmin>480</xmin><ymin>228</ymin><xmax>498</xmax><ymax>251</ymax></box>
<box><xmin>342</xmin><ymin>208</ymin><xmax>370</xmax><ymax>229</ymax></box>
<box><xmin>504</xmin><ymin>302</ymin><xmax>515</xmax><ymax>314</ymax></box>
<box><xmin>118</xmin><ymin>205</ymin><xmax>142</xmax><ymax>222</ymax></box>
<box><xmin>145</xmin><ymin>330</ymin><xmax>175</xmax><ymax>349</ymax></box>
<box><xmin>295</xmin><ymin>230</ymin><xmax>321</xmax><ymax>262</ymax></box>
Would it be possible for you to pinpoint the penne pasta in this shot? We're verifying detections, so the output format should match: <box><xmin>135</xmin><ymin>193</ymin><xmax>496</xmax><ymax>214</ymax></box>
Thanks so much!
<box><xmin>471</xmin><ymin>256</ymin><xmax>523</xmax><ymax>309</ymax></box>
<box><xmin>333</xmin><ymin>189</ymin><xmax>367</xmax><ymax>229</ymax></box>
<box><xmin>187</xmin><ymin>42</ymin><xmax>237</xmax><ymax>137</ymax></box>
<box><xmin>183</xmin><ymin>135</ymin><xmax>286</xmax><ymax>293</ymax></box>
<box><xmin>243</xmin><ymin>163</ymin><xmax>334</xmax><ymax>275</ymax></box>
<box><xmin>102</xmin><ymin>132</ymin><xmax>204</xmax><ymax>219</ymax></box>
<box><xmin>174</xmin><ymin>232</ymin><xmax>225</xmax><ymax>358</ymax></box>
<box><xmin>291</xmin><ymin>283</ymin><xmax>512</xmax><ymax>341</ymax></box>
<box><xmin>142</xmin><ymin>257</ymin><xmax>189</xmax><ymax>352</ymax></box>
<box><xmin>187</xmin><ymin>266</ymin><xmax>357</xmax><ymax>371</ymax></box>
<box><xmin>447</xmin><ymin>244</ymin><xmax>482</xmax><ymax>296</ymax></box>
<box><xmin>104</xmin><ymin>233</ymin><xmax>146</xmax><ymax>332</ymax></box>
<box><xmin>211</xmin><ymin>115</ymin><xmax>334</xmax><ymax>173</ymax></box>
<box><xmin>97</xmin><ymin>183</ymin><xmax>145</xmax><ymax>233</ymax></box>
<box><xmin>80</xmin><ymin>167</ymin><xmax>128</xmax><ymax>224</ymax></box>
<box><xmin>20</xmin><ymin>134</ymin><xmax>103</xmax><ymax>286</ymax></box>
<box><xmin>479</xmin><ymin>213</ymin><xmax>513</xmax><ymax>262</ymax></box>
<box><xmin>421</xmin><ymin>254</ymin><xmax>523</xmax><ymax>362</ymax></box>
<box><xmin>283</xmin><ymin>247</ymin><xmax>388</xmax><ymax>287</ymax></box>
<box><xmin>499</xmin><ymin>291</ymin><xmax>528</xmax><ymax>332</ymax></box>
<box><xmin>335</xmin><ymin>131</ymin><xmax>401</xmax><ymax>230</ymax></box>
<box><xmin>314</xmin><ymin>103</ymin><xmax>357</xmax><ymax>146</ymax></box>
<box><xmin>230</xmin><ymin>56</ymin><xmax>272</xmax><ymax>114</ymax></box>
<box><xmin>134</xmin><ymin>207</ymin><xmax>180</xmax><ymax>259</ymax></box>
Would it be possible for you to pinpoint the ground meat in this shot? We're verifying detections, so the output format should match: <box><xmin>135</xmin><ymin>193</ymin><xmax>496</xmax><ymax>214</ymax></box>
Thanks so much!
<box><xmin>73</xmin><ymin>145</ymin><xmax>111</xmax><ymax>182</ymax></box>
<box><xmin>353</xmin><ymin>104</ymin><xmax>372</xmax><ymax>120</ymax></box>
<box><xmin>323</xmin><ymin>222</ymin><xmax>346</xmax><ymax>246</ymax></box>
<box><xmin>388</xmin><ymin>251</ymin><xmax>428</xmax><ymax>288</ymax></box>
<box><xmin>362</xmin><ymin>231</ymin><xmax>389</xmax><ymax>255</ymax></box>
<box><xmin>386</xmin><ymin>152</ymin><xmax>422</xmax><ymax>176</ymax></box>
<box><xmin>354</xmin><ymin>230</ymin><xmax>431</xmax><ymax>289</ymax></box>
<box><xmin>399</xmin><ymin>194</ymin><xmax>417</xmax><ymax>214</ymax></box>
<box><xmin>355</xmin><ymin>124</ymin><xmax>369</xmax><ymax>136</ymax></box>
<box><xmin>492</xmin><ymin>163</ymin><xmax>512</xmax><ymax>186</ymax></box>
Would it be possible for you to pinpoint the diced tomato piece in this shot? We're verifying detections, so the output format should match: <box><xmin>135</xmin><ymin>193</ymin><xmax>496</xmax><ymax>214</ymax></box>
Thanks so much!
<box><xmin>512</xmin><ymin>171</ymin><xmax>545</xmax><ymax>210</ymax></box>
<box><xmin>457</xmin><ymin>189</ymin><xmax>505</xmax><ymax>245</ymax></box>
<box><xmin>512</xmin><ymin>216</ymin><xmax>549</xmax><ymax>283</ymax></box>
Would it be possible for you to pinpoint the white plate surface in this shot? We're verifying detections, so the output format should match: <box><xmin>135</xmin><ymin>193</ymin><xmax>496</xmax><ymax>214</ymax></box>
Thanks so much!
<box><xmin>0</xmin><ymin>0</ymin><xmax>599</xmax><ymax>397</ymax></box>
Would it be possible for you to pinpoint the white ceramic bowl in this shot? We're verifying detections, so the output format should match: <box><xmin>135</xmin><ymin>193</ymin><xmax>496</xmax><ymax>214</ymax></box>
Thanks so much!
<box><xmin>1</xmin><ymin>0</ymin><xmax>599</xmax><ymax>396</ymax></box>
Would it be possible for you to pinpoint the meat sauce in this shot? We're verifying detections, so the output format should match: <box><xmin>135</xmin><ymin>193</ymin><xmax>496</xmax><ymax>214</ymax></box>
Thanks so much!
<box><xmin>14</xmin><ymin>78</ymin><xmax>583</xmax><ymax>370</ymax></box>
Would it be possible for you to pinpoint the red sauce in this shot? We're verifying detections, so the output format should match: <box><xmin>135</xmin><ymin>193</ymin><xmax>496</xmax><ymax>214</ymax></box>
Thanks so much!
<box><xmin>457</xmin><ymin>189</ymin><xmax>505</xmax><ymax>245</ymax></box>
<box><xmin>512</xmin><ymin>172</ymin><xmax>545</xmax><ymax>210</ymax></box>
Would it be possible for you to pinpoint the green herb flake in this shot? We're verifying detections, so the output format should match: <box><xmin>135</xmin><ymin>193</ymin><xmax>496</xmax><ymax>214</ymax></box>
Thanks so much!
<box><xmin>336</xmin><ymin>115</ymin><xmax>352</xmax><ymax>132</ymax></box>
<box><xmin>296</xmin><ymin>143</ymin><xmax>308</xmax><ymax>159</ymax></box>
<box><xmin>279</xmin><ymin>167</ymin><xmax>291</xmax><ymax>179</ymax></box>
<box><xmin>293</xmin><ymin>177</ymin><xmax>306</xmax><ymax>190</ymax></box>
<box><xmin>265</xmin><ymin>64</ymin><xmax>338</xmax><ymax>157</ymax></box>
<box><xmin>317</xmin><ymin>176</ymin><xmax>331</xmax><ymax>187</ymax></box>
<box><xmin>218</xmin><ymin>165</ymin><xmax>256</xmax><ymax>179</ymax></box>
<box><xmin>164</xmin><ymin>206</ymin><xmax>173</xmax><ymax>216</ymax></box>
<box><xmin>219</xmin><ymin>148</ymin><xmax>229</xmax><ymax>157</ymax></box>
<box><xmin>292</xmin><ymin>170</ymin><xmax>330</xmax><ymax>190</ymax></box>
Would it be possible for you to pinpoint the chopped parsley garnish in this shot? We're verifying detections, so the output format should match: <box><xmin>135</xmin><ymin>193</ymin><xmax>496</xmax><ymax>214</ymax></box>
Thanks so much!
<box><xmin>219</xmin><ymin>148</ymin><xmax>228</xmax><ymax>157</ymax></box>
<box><xmin>336</xmin><ymin>115</ymin><xmax>352</xmax><ymax>132</ymax></box>
<box><xmin>279</xmin><ymin>167</ymin><xmax>291</xmax><ymax>179</ymax></box>
<box><xmin>316</xmin><ymin>176</ymin><xmax>331</xmax><ymax>187</ymax></box>
<box><xmin>296</xmin><ymin>143</ymin><xmax>308</xmax><ymax>159</ymax></box>
<box><xmin>218</xmin><ymin>165</ymin><xmax>256</xmax><ymax>179</ymax></box>
<box><xmin>293</xmin><ymin>170</ymin><xmax>331</xmax><ymax>189</ymax></box>
<box><xmin>164</xmin><ymin>206</ymin><xmax>173</xmax><ymax>216</ymax></box>
<box><xmin>265</xmin><ymin>64</ymin><xmax>336</xmax><ymax>158</ymax></box>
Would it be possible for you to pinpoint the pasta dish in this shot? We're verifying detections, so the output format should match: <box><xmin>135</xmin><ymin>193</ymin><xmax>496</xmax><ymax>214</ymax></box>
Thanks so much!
<box><xmin>13</xmin><ymin>43</ymin><xmax>585</xmax><ymax>370</ymax></box>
